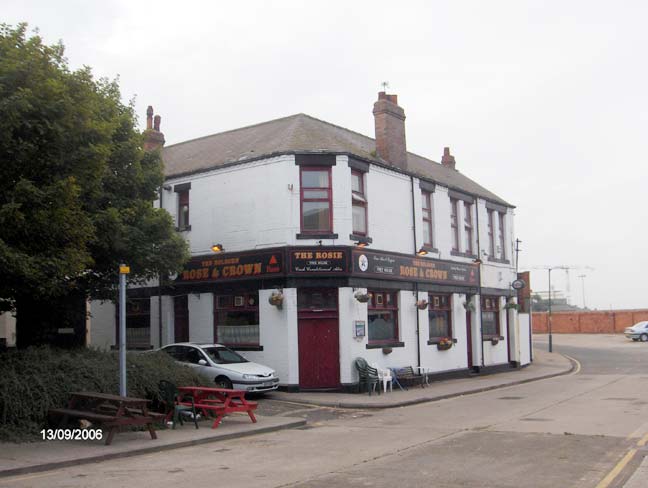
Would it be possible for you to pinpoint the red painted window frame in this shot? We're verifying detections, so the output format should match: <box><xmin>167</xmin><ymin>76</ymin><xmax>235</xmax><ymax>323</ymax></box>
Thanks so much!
<box><xmin>213</xmin><ymin>293</ymin><xmax>260</xmax><ymax>347</ymax></box>
<box><xmin>177</xmin><ymin>189</ymin><xmax>190</xmax><ymax>230</ymax></box>
<box><xmin>422</xmin><ymin>191</ymin><xmax>433</xmax><ymax>246</ymax></box>
<box><xmin>300</xmin><ymin>166</ymin><xmax>333</xmax><ymax>234</ymax></box>
<box><xmin>481</xmin><ymin>295</ymin><xmax>501</xmax><ymax>337</ymax></box>
<box><xmin>351</xmin><ymin>170</ymin><xmax>367</xmax><ymax>236</ymax></box>
<box><xmin>463</xmin><ymin>201</ymin><xmax>474</xmax><ymax>254</ymax></box>
<box><xmin>498</xmin><ymin>212</ymin><xmax>506</xmax><ymax>259</ymax></box>
<box><xmin>487</xmin><ymin>209</ymin><xmax>495</xmax><ymax>257</ymax></box>
<box><xmin>450</xmin><ymin>198</ymin><xmax>459</xmax><ymax>251</ymax></box>
<box><xmin>367</xmin><ymin>290</ymin><xmax>399</xmax><ymax>344</ymax></box>
<box><xmin>428</xmin><ymin>293</ymin><xmax>452</xmax><ymax>340</ymax></box>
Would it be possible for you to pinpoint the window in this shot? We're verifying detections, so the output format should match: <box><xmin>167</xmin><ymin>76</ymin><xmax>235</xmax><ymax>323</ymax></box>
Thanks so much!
<box><xmin>214</xmin><ymin>293</ymin><xmax>259</xmax><ymax>347</ymax></box>
<box><xmin>498</xmin><ymin>212</ymin><xmax>506</xmax><ymax>259</ymax></box>
<box><xmin>422</xmin><ymin>191</ymin><xmax>433</xmax><ymax>246</ymax></box>
<box><xmin>124</xmin><ymin>299</ymin><xmax>150</xmax><ymax>349</ymax></box>
<box><xmin>481</xmin><ymin>296</ymin><xmax>500</xmax><ymax>337</ymax></box>
<box><xmin>368</xmin><ymin>291</ymin><xmax>399</xmax><ymax>343</ymax></box>
<box><xmin>177</xmin><ymin>190</ymin><xmax>190</xmax><ymax>230</ymax></box>
<box><xmin>450</xmin><ymin>198</ymin><xmax>459</xmax><ymax>251</ymax></box>
<box><xmin>300</xmin><ymin>167</ymin><xmax>332</xmax><ymax>233</ymax></box>
<box><xmin>297</xmin><ymin>289</ymin><xmax>338</xmax><ymax>311</ymax></box>
<box><xmin>351</xmin><ymin>170</ymin><xmax>367</xmax><ymax>235</ymax></box>
<box><xmin>463</xmin><ymin>202</ymin><xmax>473</xmax><ymax>254</ymax></box>
<box><xmin>487</xmin><ymin>209</ymin><xmax>495</xmax><ymax>257</ymax></box>
<box><xmin>428</xmin><ymin>294</ymin><xmax>452</xmax><ymax>340</ymax></box>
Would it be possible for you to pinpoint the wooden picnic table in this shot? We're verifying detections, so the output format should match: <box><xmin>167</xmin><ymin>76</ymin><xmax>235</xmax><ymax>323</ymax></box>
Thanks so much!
<box><xmin>49</xmin><ymin>392</ymin><xmax>160</xmax><ymax>445</ymax></box>
<box><xmin>177</xmin><ymin>386</ymin><xmax>257</xmax><ymax>429</ymax></box>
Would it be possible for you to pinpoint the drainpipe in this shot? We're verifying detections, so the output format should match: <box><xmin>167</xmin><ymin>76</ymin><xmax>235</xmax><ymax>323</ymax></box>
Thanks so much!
<box><xmin>410</xmin><ymin>176</ymin><xmax>421</xmax><ymax>369</ymax></box>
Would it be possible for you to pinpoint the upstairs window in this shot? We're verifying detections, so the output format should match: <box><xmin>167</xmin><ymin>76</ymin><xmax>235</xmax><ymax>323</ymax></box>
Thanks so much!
<box><xmin>300</xmin><ymin>167</ymin><xmax>332</xmax><ymax>233</ymax></box>
<box><xmin>498</xmin><ymin>212</ymin><xmax>506</xmax><ymax>259</ymax></box>
<box><xmin>351</xmin><ymin>170</ymin><xmax>367</xmax><ymax>235</ymax></box>
<box><xmin>422</xmin><ymin>191</ymin><xmax>433</xmax><ymax>246</ymax></box>
<box><xmin>177</xmin><ymin>189</ymin><xmax>190</xmax><ymax>230</ymax></box>
<box><xmin>450</xmin><ymin>198</ymin><xmax>459</xmax><ymax>252</ymax></box>
<box><xmin>487</xmin><ymin>209</ymin><xmax>495</xmax><ymax>257</ymax></box>
<box><xmin>463</xmin><ymin>202</ymin><xmax>474</xmax><ymax>254</ymax></box>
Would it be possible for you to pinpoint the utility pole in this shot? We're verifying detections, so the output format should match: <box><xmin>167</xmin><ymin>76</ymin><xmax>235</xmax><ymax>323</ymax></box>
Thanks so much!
<box><xmin>578</xmin><ymin>274</ymin><xmax>587</xmax><ymax>309</ymax></box>
<box><xmin>119</xmin><ymin>264</ymin><xmax>130</xmax><ymax>397</ymax></box>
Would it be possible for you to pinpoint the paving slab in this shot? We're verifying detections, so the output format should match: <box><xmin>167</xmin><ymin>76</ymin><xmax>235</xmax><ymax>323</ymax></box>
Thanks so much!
<box><xmin>0</xmin><ymin>414</ymin><xmax>305</xmax><ymax>478</ymax></box>
<box><xmin>266</xmin><ymin>349</ymin><xmax>574</xmax><ymax>408</ymax></box>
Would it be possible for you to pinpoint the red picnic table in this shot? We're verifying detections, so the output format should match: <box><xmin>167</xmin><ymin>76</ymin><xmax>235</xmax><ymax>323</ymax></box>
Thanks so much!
<box><xmin>177</xmin><ymin>386</ymin><xmax>258</xmax><ymax>429</ymax></box>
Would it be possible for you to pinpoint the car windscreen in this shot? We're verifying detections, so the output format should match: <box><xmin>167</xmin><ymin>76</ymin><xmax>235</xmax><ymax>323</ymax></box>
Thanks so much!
<box><xmin>202</xmin><ymin>346</ymin><xmax>248</xmax><ymax>364</ymax></box>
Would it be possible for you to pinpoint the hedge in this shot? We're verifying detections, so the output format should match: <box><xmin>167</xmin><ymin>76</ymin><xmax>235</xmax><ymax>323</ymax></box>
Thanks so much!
<box><xmin>0</xmin><ymin>346</ymin><xmax>209</xmax><ymax>441</ymax></box>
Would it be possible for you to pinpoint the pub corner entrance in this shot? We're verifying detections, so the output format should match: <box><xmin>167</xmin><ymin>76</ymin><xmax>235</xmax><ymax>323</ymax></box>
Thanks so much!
<box><xmin>297</xmin><ymin>289</ymin><xmax>340</xmax><ymax>389</ymax></box>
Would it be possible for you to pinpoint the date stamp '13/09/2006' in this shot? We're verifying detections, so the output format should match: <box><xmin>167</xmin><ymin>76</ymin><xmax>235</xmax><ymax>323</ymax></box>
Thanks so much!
<box><xmin>41</xmin><ymin>429</ymin><xmax>103</xmax><ymax>441</ymax></box>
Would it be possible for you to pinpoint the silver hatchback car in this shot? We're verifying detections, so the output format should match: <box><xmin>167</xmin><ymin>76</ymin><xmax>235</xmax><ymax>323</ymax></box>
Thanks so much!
<box><xmin>624</xmin><ymin>321</ymin><xmax>648</xmax><ymax>342</ymax></box>
<box><xmin>161</xmin><ymin>343</ymin><xmax>279</xmax><ymax>392</ymax></box>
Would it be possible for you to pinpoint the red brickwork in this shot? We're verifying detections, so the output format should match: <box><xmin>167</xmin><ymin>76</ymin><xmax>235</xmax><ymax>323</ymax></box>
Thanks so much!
<box><xmin>533</xmin><ymin>309</ymin><xmax>648</xmax><ymax>333</ymax></box>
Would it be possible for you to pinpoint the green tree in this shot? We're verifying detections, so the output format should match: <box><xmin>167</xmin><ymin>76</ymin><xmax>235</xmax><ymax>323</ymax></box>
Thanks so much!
<box><xmin>0</xmin><ymin>24</ymin><xmax>188</xmax><ymax>338</ymax></box>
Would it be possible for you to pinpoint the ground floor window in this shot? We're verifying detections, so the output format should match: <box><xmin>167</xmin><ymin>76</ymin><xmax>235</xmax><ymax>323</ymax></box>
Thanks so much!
<box><xmin>429</xmin><ymin>294</ymin><xmax>452</xmax><ymax>340</ymax></box>
<box><xmin>214</xmin><ymin>293</ymin><xmax>259</xmax><ymax>346</ymax></box>
<box><xmin>481</xmin><ymin>296</ymin><xmax>501</xmax><ymax>337</ymax></box>
<box><xmin>368</xmin><ymin>291</ymin><xmax>399</xmax><ymax>343</ymax></box>
<box><xmin>125</xmin><ymin>298</ymin><xmax>150</xmax><ymax>348</ymax></box>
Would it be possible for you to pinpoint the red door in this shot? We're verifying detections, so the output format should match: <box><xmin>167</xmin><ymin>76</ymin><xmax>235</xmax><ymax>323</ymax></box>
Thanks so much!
<box><xmin>174</xmin><ymin>295</ymin><xmax>189</xmax><ymax>343</ymax></box>
<box><xmin>466</xmin><ymin>311</ymin><xmax>473</xmax><ymax>368</ymax></box>
<box><xmin>297</xmin><ymin>289</ymin><xmax>339</xmax><ymax>389</ymax></box>
<box><xmin>298</xmin><ymin>317</ymin><xmax>340</xmax><ymax>389</ymax></box>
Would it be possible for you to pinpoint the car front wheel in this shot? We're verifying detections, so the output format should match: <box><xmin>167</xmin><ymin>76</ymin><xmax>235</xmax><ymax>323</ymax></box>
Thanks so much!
<box><xmin>640</xmin><ymin>334</ymin><xmax>648</xmax><ymax>342</ymax></box>
<box><xmin>215</xmin><ymin>376</ymin><xmax>233</xmax><ymax>389</ymax></box>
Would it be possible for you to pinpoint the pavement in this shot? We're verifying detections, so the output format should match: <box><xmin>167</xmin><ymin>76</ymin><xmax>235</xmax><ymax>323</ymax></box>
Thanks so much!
<box><xmin>267</xmin><ymin>349</ymin><xmax>574</xmax><ymax>408</ymax></box>
<box><xmin>0</xmin><ymin>348</ymin><xmax>573</xmax><ymax>479</ymax></box>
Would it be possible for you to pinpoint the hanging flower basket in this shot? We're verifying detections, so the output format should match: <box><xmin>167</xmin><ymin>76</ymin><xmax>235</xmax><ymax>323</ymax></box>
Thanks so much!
<box><xmin>269</xmin><ymin>291</ymin><xmax>284</xmax><ymax>310</ymax></box>
<box><xmin>463</xmin><ymin>301</ymin><xmax>475</xmax><ymax>312</ymax></box>
<box><xmin>354</xmin><ymin>291</ymin><xmax>372</xmax><ymax>303</ymax></box>
<box><xmin>437</xmin><ymin>338</ymin><xmax>453</xmax><ymax>351</ymax></box>
<box><xmin>504</xmin><ymin>302</ymin><xmax>521</xmax><ymax>312</ymax></box>
<box><xmin>416</xmin><ymin>300</ymin><xmax>429</xmax><ymax>310</ymax></box>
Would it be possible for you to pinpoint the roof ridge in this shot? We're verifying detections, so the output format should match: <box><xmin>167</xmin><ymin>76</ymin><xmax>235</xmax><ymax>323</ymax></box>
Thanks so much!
<box><xmin>163</xmin><ymin>113</ymin><xmax>307</xmax><ymax>149</ymax></box>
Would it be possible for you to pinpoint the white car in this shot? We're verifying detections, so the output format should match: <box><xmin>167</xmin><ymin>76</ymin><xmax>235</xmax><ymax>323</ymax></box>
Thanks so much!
<box><xmin>624</xmin><ymin>321</ymin><xmax>648</xmax><ymax>342</ymax></box>
<box><xmin>161</xmin><ymin>343</ymin><xmax>279</xmax><ymax>392</ymax></box>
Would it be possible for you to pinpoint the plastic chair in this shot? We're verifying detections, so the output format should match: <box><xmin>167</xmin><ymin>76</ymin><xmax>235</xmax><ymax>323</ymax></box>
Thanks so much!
<box><xmin>370</xmin><ymin>363</ymin><xmax>393</xmax><ymax>393</ymax></box>
<box><xmin>158</xmin><ymin>380</ymin><xmax>199</xmax><ymax>429</ymax></box>
<box><xmin>354</xmin><ymin>358</ymin><xmax>381</xmax><ymax>395</ymax></box>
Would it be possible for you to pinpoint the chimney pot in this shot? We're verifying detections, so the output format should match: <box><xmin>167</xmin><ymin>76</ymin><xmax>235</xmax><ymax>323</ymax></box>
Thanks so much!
<box><xmin>153</xmin><ymin>115</ymin><xmax>161</xmax><ymax>132</ymax></box>
<box><xmin>146</xmin><ymin>106</ymin><xmax>154</xmax><ymax>130</ymax></box>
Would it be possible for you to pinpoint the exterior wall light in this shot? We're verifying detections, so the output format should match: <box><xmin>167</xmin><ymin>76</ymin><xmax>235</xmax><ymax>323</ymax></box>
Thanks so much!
<box><xmin>355</xmin><ymin>241</ymin><xmax>369</xmax><ymax>248</ymax></box>
<box><xmin>416</xmin><ymin>248</ymin><xmax>428</xmax><ymax>256</ymax></box>
<box><xmin>211</xmin><ymin>243</ymin><xmax>224</xmax><ymax>252</ymax></box>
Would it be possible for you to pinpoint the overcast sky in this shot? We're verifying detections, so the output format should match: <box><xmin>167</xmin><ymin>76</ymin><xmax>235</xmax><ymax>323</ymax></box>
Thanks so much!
<box><xmin>5</xmin><ymin>1</ymin><xmax>648</xmax><ymax>310</ymax></box>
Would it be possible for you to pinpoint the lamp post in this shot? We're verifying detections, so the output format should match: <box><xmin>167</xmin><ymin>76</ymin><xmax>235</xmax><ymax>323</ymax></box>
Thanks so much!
<box><xmin>118</xmin><ymin>264</ymin><xmax>130</xmax><ymax>396</ymax></box>
<box><xmin>578</xmin><ymin>274</ymin><xmax>587</xmax><ymax>309</ymax></box>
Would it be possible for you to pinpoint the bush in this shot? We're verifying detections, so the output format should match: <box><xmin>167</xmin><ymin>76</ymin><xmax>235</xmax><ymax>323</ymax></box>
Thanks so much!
<box><xmin>0</xmin><ymin>346</ymin><xmax>209</xmax><ymax>441</ymax></box>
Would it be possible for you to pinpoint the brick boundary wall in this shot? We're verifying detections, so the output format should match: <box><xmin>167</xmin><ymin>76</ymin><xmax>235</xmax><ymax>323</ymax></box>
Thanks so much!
<box><xmin>532</xmin><ymin>310</ymin><xmax>648</xmax><ymax>334</ymax></box>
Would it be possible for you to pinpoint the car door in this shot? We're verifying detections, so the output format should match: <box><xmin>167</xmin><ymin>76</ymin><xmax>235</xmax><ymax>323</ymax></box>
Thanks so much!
<box><xmin>182</xmin><ymin>346</ymin><xmax>214</xmax><ymax>379</ymax></box>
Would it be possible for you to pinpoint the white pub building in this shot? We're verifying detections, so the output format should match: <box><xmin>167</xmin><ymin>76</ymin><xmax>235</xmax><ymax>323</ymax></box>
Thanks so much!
<box><xmin>90</xmin><ymin>92</ymin><xmax>532</xmax><ymax>391</ymax></box>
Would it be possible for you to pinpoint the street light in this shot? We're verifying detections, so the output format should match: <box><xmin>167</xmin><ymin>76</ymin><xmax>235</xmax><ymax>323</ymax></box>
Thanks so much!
<box><xmin>578</xmin><ymin>274</ymin><xmax>587</xmax><ymax>309</ymax></box>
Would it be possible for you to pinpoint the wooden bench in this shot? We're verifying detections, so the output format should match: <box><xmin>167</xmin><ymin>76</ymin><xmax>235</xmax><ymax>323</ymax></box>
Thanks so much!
<box><xmin>48</xmin><ymin>392</ymin><xmax>159</xmax><ymax>445</ymax></box>
<box><xmin>391</xmin><ymin>366</ymin><xmax>426</xmax><ymax>389</ymax></box>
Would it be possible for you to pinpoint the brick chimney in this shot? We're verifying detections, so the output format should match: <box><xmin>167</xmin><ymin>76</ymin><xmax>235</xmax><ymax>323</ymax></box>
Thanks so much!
<box><xmin>373</xmin><ymin>92</ymin><xmax>407</xmax><ymax>169</ymax></box>
<box><xmin>441</xmin><ymin>147</ymin><xmax>456</xmax><ymax>170</ymax></box>
<box><xmin>143</xmin><ymin>105</ymin><xmax>165</xmax><ymax>151</ymax></box>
